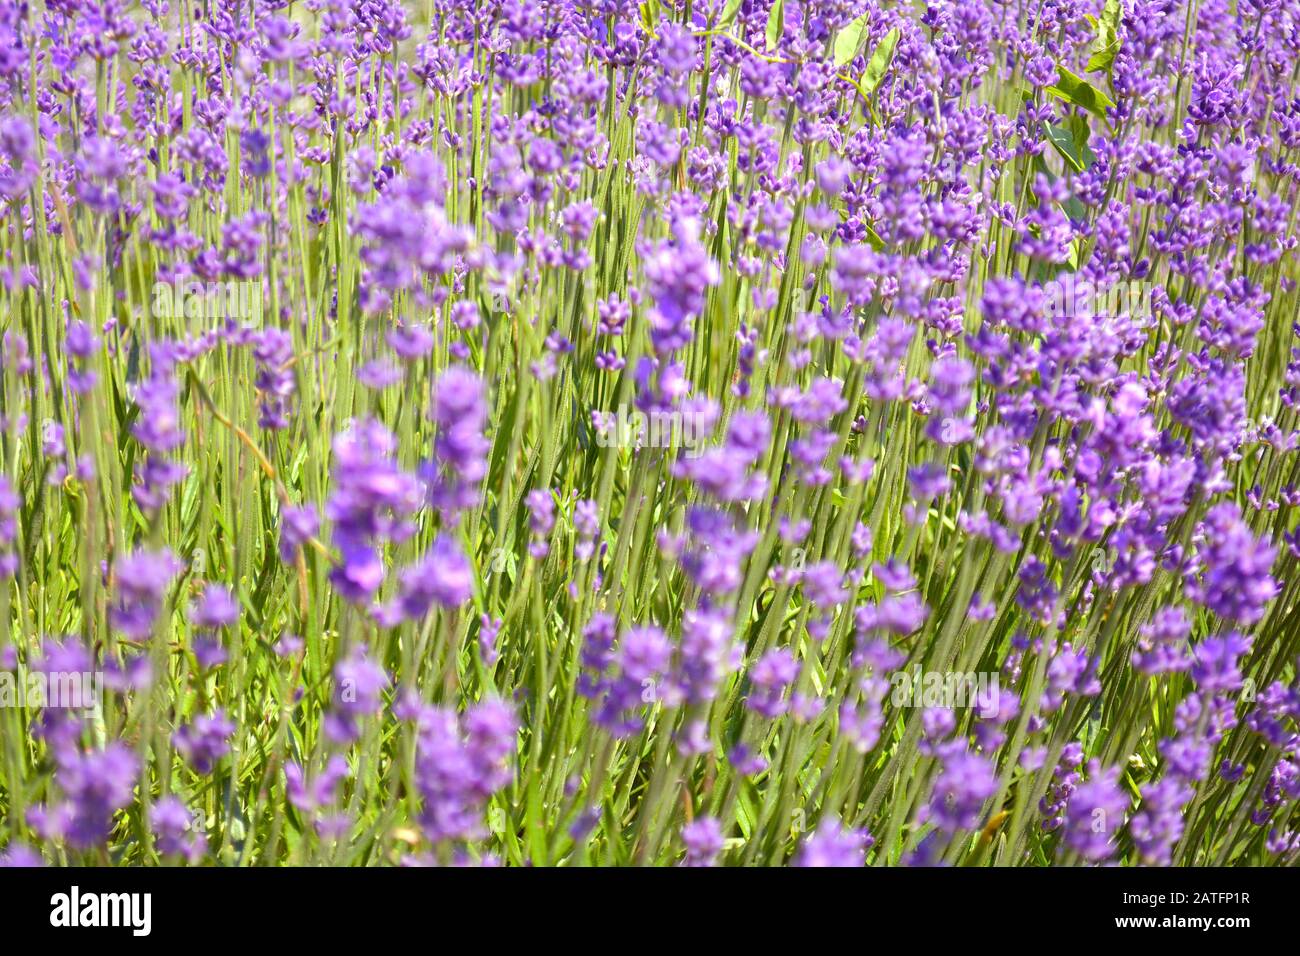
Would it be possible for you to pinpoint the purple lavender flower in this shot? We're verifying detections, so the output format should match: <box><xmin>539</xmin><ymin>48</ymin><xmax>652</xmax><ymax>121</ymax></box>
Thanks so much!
<box><xmin>326</xmin><ymin>419</ymin><xmax>422</xmax><ymax>604</ymax></box>
<box><xmin>189</xmin><ymin>584</ymin><xmax>238</xmax><ymax>629</ymax></box>
<box><xmin>411</xmin><ymin>699</ymin><xmax>517</xmax><ymax>845</ymax></box>
<box><xmin>0</xmin><ymin>476</ymin><xmax>18</xmax><ymax>578</ymax></box>
<box><xmin>150</xmin><ymin>796</ymin><xmax>207</xmax><ymax>863</ymax></box>
<box><xmin>681</xmin><ymin>817</ymin><xmax>725</xmax><ymax>867</ymax></box>
<box><xmin>0</xmin><ymin>842</ymin><xmax>42</xmax><ymax>867</ymax></box>
<box><xmin>746</xmin><ymin>648</ymin><xmax>799</xmax><ymax>719</ymax></box>
<box><xmin>325</xmin><ymin>648</ymin><xmax>389</xmax><ymax>744</ymax></box>
<box><xmin>1130</xmin><ymin>778</ymin><xmax>1193</xmax><ymax>866</ymax></box>
<box><xmin>1061</xmin><ymin>762</ymin><xmax>1129</xmax><ymax>862</ymax></box>
<box><xmin>379</xmin><ymin>534</ymin><xmax>474</xmax><ymax>624</ymax></box>
<box><xmin>110</xmin><ymin>549</ymin><xmax>182</xmax><ymax>640</ymax></box>
<box><xmin>252</xmin><ymin>328</ymin><xmax>296</xmax><ymax>430</ymax></box>
<box><xmin>642</xmin><ymin>217</ymin><xmax>719</xmax><ymax>356</ymax></box>
<box><xmin>793</xmin><ymin>818</ymin><xmax>873</xmax><ymax>867</ymax></box>
<box><xmin>45</xmin><ymin>743</ymin><xmax>140</xmax><ymax>850</ymax></box>
<box><xmin>278</xmin><ymin>504</ymin><xmax>320</xmax><ymax>563</ymax></box>
<box><xmin>130</xmin><ymin>361</ymin><xmax>188</xmax><ymax>514</ymax></box>
<box><xmin>426</xmin><ymin>366</ymin><xmax>490</xmax><ymax>519</ymax></box>
<box><xmin>173</xmin><ymin>710</ymin><xmax>235</xmax><ymax>774</ymax></box>
<box><xmin>589</xmin><ymin>624</ymin><xmax>673</xmax><ymax>737</ymax></box>
<box><xmin>676</xmin><ymin>606</ymin><xmax>742</xmax><ymax>706</ymax></box>
<box><xmin>285</xmin><ymin>755</ymin><xmax>351</xmax><ymax>824</ymax></box>
<box><xmin>1188</xmin><ymin>503</ymin><xmax>1279</xmax><ymax>625</ymax></box>
<box><xmin>573</xmin><ymin>499</ymin><xmax>600</xmax><ymax>562</ymax></box>
<box><xmin>928</xmin><ymin>748</ymin><xmax>997</xmax><ymax>834</ymax></box>
<box><xmin>525</xmin><ymin>489</ymin><xmax>556</xmax><ymax>559</ymax></box>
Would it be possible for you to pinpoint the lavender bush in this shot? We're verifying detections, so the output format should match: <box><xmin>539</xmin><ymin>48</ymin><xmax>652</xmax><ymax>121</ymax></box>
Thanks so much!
<box><xmin>0</xmin><ymin>0</ymin><xmax>1296</xmax><ymax>868</ymax></box>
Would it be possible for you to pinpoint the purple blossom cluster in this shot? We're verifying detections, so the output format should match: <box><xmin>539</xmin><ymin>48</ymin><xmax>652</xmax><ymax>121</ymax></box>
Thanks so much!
<box><xmin>0</xmin><ymin>0</ymin><xmax>1295</xmax><ymax>870</ymax></box>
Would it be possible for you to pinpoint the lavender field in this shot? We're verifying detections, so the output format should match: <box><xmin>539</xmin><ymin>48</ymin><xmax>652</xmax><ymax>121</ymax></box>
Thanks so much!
<box><xmin>0</xmin><ymin>0</ymin><xmax>1295</xmax><ymax>869</ymax></box>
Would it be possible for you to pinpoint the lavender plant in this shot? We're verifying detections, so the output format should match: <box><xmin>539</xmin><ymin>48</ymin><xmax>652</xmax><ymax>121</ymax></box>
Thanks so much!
<box><xmin>0</xmin><ymin>0</ymin><xmax>1296</xmax><ymax>868</ymax></box>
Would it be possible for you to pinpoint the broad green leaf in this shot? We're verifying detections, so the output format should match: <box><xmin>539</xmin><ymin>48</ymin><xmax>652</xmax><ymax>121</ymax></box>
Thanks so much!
<box><xmin>833</xmin><ymin>12</ymin><xmax>870</xmax><ymax>68</ymax></box>
<box><xmin>766</xmin><ymin>0</ymin><xmax>784</xmax><ymax>51</ymax></box>
<box><xmin>716</xmin><ymin>0</ymin><xmax>743</xmax><ymax>29</ymax></box>
<box><xmin>1066</xmin><ymin>113</ymin><xmax>1091</xmax><ymax>149</ymax></box>
<box><xmin>1085</xmin><ymin>0</ymin><xmax>1122</xmax><ymax>74</ymax></box>
<box><xmin>1045</xmin><ymin>123</ymin><xmax>1086</xmax><ymax>172</ymax></box>
<box><xmin>861</xmin><ymin>27</ymin><xmax>901</xmax><ymax>96</ymax></box>
<box><xmin>1068</xmin><ymin>113</ymin><xmax>1098</xmax><ymax>167</ymax></box>
<box><xmin>1046</xmin><ymin>65</ymin><xmax>1115</xmax><ymax>120</ymax></box>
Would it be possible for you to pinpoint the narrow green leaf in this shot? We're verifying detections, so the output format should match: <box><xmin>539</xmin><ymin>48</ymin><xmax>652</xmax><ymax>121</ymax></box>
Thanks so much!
<box><xmin>1027</xmin><ymin>153</ymin><xmax>1053</xmax><ymax>207</ymax></box>
<box><xmin>526</xmin><ymin>773</ymin><xmax>548</xmax><ymax>865</ymax></box>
